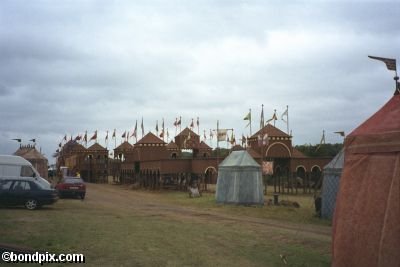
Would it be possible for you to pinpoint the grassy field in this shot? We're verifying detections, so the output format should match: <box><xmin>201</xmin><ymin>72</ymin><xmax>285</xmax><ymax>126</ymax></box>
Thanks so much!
<box><xmin>0</xmin><ymin>184</ymin><xmax>331</xmax><ymax>267</ymax></box>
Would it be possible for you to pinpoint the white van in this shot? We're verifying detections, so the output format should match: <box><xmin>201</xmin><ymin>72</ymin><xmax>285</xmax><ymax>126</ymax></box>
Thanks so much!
<box><xmin>0</xmin><ymin>155</ymin><xmax>51</xmax><ymax>188</ymax></box>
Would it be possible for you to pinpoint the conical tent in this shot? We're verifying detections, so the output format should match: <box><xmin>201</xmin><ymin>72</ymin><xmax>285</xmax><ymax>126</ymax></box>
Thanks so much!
<box><xmin>332</xmin><ymin>94</ymin><xmax>400</xmax><ymax>267</ymax></box>
<box><xmin>216</xmin><ymin>150</ymin><xmax>264</xmax><ymax>205</ymax></box>
<box><xmin>321</xmin><ymin>149</ymin><xmax>344</xmax><ymax>219</ymax></box>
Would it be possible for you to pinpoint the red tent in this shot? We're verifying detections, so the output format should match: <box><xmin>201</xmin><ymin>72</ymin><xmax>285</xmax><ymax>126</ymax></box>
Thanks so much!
<box><xmin>332</xmin><ymin>94</ymin><xmax>400</xmax><ymax>267</ymax></box>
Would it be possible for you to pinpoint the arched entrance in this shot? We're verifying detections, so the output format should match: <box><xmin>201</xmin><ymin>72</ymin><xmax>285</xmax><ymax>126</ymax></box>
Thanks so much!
<box><xmin>204</xmin><ymin>166</ymin><xmax>217</xmax><ymax>190</ymax></box>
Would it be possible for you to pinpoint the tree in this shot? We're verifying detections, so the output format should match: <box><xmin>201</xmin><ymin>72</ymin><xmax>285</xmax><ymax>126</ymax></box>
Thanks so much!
<box><xmin>295</xmin><ymin>143</ymin><xmax>343</xmax><ymax>157</ymax></box>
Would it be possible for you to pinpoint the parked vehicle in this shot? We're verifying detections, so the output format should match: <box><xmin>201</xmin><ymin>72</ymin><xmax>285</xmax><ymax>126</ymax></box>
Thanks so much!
<box><xmin>0</xmin><ymin>155</ymin><xmax>51</xmax><ymax>187</ymax></box>
<box><xmin>55</xmin><ymin>177</ymin><xmax>86</xmax><ymax>199</ymax></box>
<box><xmin>0</xmin><ymin>178</ymin><xmax>58</xmax><ymax>210</ymax></box>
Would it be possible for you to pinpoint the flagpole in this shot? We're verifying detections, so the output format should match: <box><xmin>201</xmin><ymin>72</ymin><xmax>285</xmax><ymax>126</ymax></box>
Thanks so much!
<box><xmin>260</xmin><ymin>104</ymin><xmax>264</xmax><ymax>129</ymax></box>
<box><xmin>249</xmin><ymin>108</ymin><xmax>252</xmax><ymax>136</ymax></box>
<box><xmin>135</xmin><ymin>120</ymin><xmax>138</xmax><ymax>143</ymax></box>
<box><xmin>273</xmin><ymin>109</ymin><xmax>276</xmax><ymax>127</ymax></box>
<box><xmin>287</xmin><ymin>105</ymin><xmax>289</xmax><ymax>135</ymax></box>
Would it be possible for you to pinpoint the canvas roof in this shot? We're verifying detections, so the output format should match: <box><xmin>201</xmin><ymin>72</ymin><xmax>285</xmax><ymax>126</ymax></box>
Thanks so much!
<box><xmin>332</xmin><ymin>94</ymin><xmax>400</xmax><ymax>267</ymax></box>
<box><xmin>345</xmin><ymin>94</ymin><xmax>400</xmax><ymax>153</ymax></box>
<box><xmin>324</xmin><ymin>148</ymin><xmax>344</xmax><ymax>172</ymax></box>
<box><xmin>219</xmin><ymin>150</ymin><xmax>260</xmax><ymax>168</ymax></box>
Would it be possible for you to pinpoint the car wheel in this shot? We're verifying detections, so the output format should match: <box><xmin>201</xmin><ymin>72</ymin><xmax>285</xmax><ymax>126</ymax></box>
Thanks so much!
<box><xmin>25</xmin><ymin>199</ymin><xmax>38</xmax><ymax>210</ymax></box>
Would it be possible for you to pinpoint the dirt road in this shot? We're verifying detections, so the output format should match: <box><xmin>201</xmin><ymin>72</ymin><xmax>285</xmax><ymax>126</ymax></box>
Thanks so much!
<box><xmin>85</xmin><ymin>183</ymin><xmax>331</xmax><ymax>240</ymax></box>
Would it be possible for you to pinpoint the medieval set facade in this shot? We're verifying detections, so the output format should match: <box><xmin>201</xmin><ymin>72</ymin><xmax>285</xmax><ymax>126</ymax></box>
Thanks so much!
<box><xmin>14</xmin><ymin>144</ymin><xmax>49</xmax><ymax>179</ymax></box>
<box><xmin>56</xmin><ymin>124</ymin><xmax>332</xmax><ymax>193</ymax></box>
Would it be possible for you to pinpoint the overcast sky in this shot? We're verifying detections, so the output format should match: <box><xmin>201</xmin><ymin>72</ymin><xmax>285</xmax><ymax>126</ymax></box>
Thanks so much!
<box><xmin>0</xmin><ymin>0</ymin><xmax>399</xmax><ymax>164</ymax></box>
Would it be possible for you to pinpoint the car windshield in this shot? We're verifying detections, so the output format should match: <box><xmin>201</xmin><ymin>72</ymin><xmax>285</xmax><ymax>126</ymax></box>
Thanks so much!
<box><xmin>64</xmin><ymin>178</ymin><xmax>84</xmax><ymax>184</ymax></box>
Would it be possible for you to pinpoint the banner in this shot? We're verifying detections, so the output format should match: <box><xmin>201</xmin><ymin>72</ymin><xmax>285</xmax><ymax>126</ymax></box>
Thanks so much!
<box><xmin>262</xmin><ymin>161</ymin><xmax>274</xmax><ymax>175</ymax></box>
<box><xmin>217</xmin><ymin>129</ymin><xmax>228</xmax><ymax>141</ymax></box>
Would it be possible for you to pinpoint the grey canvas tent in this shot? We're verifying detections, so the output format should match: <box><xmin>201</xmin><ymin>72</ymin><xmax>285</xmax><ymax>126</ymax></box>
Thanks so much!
<box><xmin>216</xmin><ymin>150</ymin><xmax>264</xmax><ymax>205</ymax></box>
<box><xmin>321</xmin><ymin>149</ymin><xmax>344</xmax><ymax>219</ymax></box>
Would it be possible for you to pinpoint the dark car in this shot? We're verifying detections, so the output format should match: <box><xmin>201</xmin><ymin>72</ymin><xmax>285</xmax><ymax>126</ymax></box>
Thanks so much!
<box><xmin>55</xmin><ymin>177</ymin><xmax>86</xmax><ymax>199</ymax></box>
<box><xmin>0</xmin><ymin>178</ymin><xmax>58</xmax><ymax>210</ymax></box>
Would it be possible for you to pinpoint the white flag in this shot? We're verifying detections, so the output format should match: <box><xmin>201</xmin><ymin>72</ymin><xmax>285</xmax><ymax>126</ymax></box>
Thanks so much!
<box><xmin>217</xmin><ymin>129</ymin><xmax>228</xmax><ymax>141</ymax></box>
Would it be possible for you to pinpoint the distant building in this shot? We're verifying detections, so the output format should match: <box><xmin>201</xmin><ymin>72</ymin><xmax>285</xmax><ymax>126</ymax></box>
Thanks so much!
<box><xmin>56</xmin><ymin>124</ymin><xmax>331</xmax><ymax>193</ymax></box>
<box><xmin>56</xmin><ymin>140</ymin><xmax>108</xmax><ymax>182</ymax></box>
<box><xmin>14</xmin><ymin>144</ymin><xmax>48</xmax><ymax>178</ymax></box>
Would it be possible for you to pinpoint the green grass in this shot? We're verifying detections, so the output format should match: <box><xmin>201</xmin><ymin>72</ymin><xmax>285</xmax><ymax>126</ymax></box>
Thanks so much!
<box><xmin>140</xmin><ymin>187</ymin><xmax>331</xmax><ymax>226</ymax></box>
<box><xmin>0</xmin><ymin>186</ymin><xmax>331</xmax><ymax>267</ymax></box>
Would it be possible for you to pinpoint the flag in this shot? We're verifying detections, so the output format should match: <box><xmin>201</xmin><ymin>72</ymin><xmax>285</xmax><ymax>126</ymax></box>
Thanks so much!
<box><xmin>266</xmin><ymin>112</ymin><xmax>278</xmax><ymax>123</ymax></box>
<box><xmin>105</xmin><ymin>131</ymin><xmax>109</xmax><ymax>141</ymax></box>
<box><xmin>83</xmin><ymin>131</ymin><xmax>87</xmax><ymax>143</ymax></box>
<box><xmin>74</xmin><ymin>135</ymin><xmax>81</xmax><ymax>141</ymax></box>
<box><xmin>217</xmin><ymin>129</ymin><xmax>228</xmax><ymax>141</ymax></box>
<box><xmin>90</xmin><ymin>131</ymin><xmax>97</xmax><ymax>141</ymax></box>
<box><xmin>281</xmin><ymin>107</ymin><xmax>288</xmax><ymax>123</ymax></box>
<box><xmin>133</xmin><ymin>121</ymin><xmax>137</xmax><ymax>138</ymax></box>
<box><xmin>334</xmin><ymin>131</ymin><xmax>345</xmax><ymax>137</ymax></box>
<box><xmin>160</xmin><ymin>118</ymin><xmax>164</xmax><ymax>139</ymax></box>
<box><xmin>112</xmin><ymin>129</ymin><xmax>116</xmax><ymax>139</ymax></box>
<box><xmin>141</xmin><ymin>117</ymin><xmax>144</xmax><ymax>136</ymax></box>
<box><xmin>177</xmin><ymin>117</ymin><xmax>181</xmax><ymax>126</ymax></box>
<box><xmin>173</xmin><ymin>118</ymin><xmax>178</xmax><ymax>127</ymax></box>
<box><xmin>244</xmin><ymin>110</ymin><xmax>251</xmax><ymax>128</ymax></box>
<box><xmin>196</xmin><ymin>117</ymin><xmax>199</xmax><ymax>127</ymax></box>
<box><xmin>243</xmin><ymin>111</ymin><xmax>251</xmax><ymax>121</ymax></box>
<box><xmin>190</xmin><ymin>119</ymin><xmax>194</xmax><ymax>129</ymax></box>
<box><xmin>204</xmin><ymin>130</ymin><xmax>207</xmax><ymax>140</ymax></box>
<box><xmin>156</xmin><ymin>121</ymin><xmax>159</xmax><ymax>132</ymax></box>
<box><xmin>11</xmin><ymin>138</ymin><xmax>21</xmax><ymax>143</ymax></box>
<box><xmin>121</xmin><ymin>131</ymin><xmax>126</xmax><ymax>138</ymax></box>
<box><xmin>230</xmin><ymin>134</ymin><xmax>235</xmax><ymax>145</ymax></box>
<box><xmin>368</xmin><ymin>55</ymin><xmax>396</xmax><ymax>71</ymax></box>
<box><xmin>29</xmin><ymin>139</ymin><xmax>36</xmax><ymax>143</ymax></box>
<box><xmin>63</xmin><ymin>135</ymin><xmax>67</xmax><ymax>141</ymax></box>
<box><xmin>260</xmin><ymin>105</ymin><xmax>264</xmax><ymax>129</ymax></box>
<box><xmin>58</xmin><ymin>142</ymin><xmax>62</xmax><ymax>147</ymax></box>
